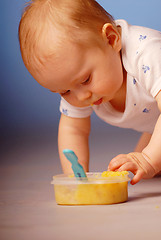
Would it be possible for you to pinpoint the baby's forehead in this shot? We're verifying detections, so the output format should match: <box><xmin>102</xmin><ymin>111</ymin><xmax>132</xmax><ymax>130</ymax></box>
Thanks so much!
<box><xmin>26</xmin><ymin>20</ymin><xmax>102</xmax><ymax>82</ymax></box>
<box><xmin>34</xmin><ymin>39</ymin><xmax>87</xmax><ymax>88</ymax></box>
<box><xmin>47</xmin><ymin>41</ymin><xmax>86</xmax><ymax>70</ymax></box>
<box><xmin>40</xmin><ymin>21</ymin><xmax>102</xmax><ymax>53</ymax></box>
<box><xmin>39</xmin><ymin>25</ymin><xmax>93</xmax><ymax>62</ymax></box>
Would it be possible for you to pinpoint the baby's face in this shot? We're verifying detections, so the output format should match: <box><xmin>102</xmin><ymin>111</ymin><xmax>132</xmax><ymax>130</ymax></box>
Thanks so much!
<box><xmin>36</xmin><ymin>39</ymin><xmax>124</xmax><ymax>108</ymax></box>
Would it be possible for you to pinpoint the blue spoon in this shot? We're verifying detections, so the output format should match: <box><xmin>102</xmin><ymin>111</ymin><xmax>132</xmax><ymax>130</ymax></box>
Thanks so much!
<box><xmin>63</xmin><ymin>149</ymin><xmax>87</xmax><ymax>178</ymax></box>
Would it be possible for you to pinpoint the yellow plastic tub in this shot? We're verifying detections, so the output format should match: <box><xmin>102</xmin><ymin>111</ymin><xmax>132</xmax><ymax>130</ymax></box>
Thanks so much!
<box><xmin>51</xmin><ymin>171</ymin><xmax>130</xmax><ymax>205</ymax></box>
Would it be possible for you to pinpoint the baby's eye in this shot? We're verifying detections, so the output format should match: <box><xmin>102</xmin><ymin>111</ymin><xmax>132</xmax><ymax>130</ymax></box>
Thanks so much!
<box><xmin>60</xmin><ymin>90</ymin><xmax>70</xmax><ymax>96</ymax></box>
<box><xmin>81</xmin><ymin>76</ymin><xmax>91</xmax><ymax>85</ymax></box>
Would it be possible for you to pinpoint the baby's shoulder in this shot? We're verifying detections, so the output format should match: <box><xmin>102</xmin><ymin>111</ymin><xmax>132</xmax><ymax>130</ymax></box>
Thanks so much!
<box><xmin>118</xmin><ymin>20</ymin><xmax>161</xmax><ymax>77</ymax></box>
<box><xmin>117</xmin><ymin>20</ymin><xmax>161</xmax><ymax>96</ymax></box>
<box><xmin>117</xmin><ymin>19</ymin><xmax>161</xmax><ymax>57</ymax></box>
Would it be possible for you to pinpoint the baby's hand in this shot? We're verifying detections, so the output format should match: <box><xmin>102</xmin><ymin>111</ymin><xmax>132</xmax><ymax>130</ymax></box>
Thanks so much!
<box><xmin>108</xmin><ymin>152</ymin><xmax>156</xmax><ymax>185</ymax></box>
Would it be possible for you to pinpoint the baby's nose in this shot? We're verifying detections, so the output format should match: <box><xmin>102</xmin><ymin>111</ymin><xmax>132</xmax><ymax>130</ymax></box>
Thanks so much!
<box><xmin>75</xmin><ymin>89</ymin><xmax>92</xmax><ymax>102</ymax></box>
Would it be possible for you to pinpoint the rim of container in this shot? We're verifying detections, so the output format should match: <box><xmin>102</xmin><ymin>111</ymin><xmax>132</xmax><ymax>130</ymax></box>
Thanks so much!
<box><xmin>51</xmin><ymin>172</ymin><xmax>131</xmax><ymax>184</ymax></box>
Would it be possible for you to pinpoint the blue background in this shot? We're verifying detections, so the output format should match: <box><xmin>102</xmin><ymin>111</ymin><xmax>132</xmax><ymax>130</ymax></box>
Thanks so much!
<box><xmin>1</xmin><ymin>0</ymin><xmax>161</xmax><ymax>140</ymax></box>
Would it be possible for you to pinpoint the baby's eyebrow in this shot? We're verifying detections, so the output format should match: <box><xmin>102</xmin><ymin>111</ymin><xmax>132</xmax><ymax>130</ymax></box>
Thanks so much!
<box><xmin>50</xmin><ymin>90</ymin><xmax>57</xmax><ymax>93</ymax></box>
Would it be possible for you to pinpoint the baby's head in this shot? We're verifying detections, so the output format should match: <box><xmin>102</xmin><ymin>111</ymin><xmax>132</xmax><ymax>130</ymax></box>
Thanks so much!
<box><xmin>19</xmin><ymin>0</ymin><xmax>115</xmax><ymax>84</ymax></box>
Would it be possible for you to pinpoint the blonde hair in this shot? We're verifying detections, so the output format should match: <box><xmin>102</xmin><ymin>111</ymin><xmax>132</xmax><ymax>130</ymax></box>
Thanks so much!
<box><xmin>19</xmin><ymin>0</ymin><xmax>114</xmax><ymax>76</ymax></box>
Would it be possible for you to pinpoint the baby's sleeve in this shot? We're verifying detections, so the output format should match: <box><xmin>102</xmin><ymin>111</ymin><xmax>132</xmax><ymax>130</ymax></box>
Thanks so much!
<box><xmin>59</xmin><ymin>97</ymin><xmax>93</xmax><ymax>118</ymax></box>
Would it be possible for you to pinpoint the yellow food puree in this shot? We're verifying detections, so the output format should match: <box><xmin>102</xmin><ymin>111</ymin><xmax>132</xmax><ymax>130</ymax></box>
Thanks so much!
<box><xmin>54</xmin><ymin>171</ymin><xmax>129</xmax><ymax>205</ymax></box>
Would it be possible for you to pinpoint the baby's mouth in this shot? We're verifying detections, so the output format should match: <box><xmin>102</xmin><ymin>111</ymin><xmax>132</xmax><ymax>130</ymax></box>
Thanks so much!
<box><xmin>93</xmin><ymin>98</ymin><xmax>103</xmax><ymax>105</ymax></box>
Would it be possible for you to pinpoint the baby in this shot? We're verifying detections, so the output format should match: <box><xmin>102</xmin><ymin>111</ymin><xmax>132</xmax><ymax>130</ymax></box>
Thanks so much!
<box><xmin>19</xmin><ymin>0</ymin><xmax>161</xmax><ymax>184</ymax></box>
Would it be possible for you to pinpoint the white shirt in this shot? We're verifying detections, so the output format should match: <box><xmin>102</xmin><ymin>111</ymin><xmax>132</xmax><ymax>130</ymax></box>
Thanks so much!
<box><xmin>60</xmin><ymin>20</ymin><xmax>161</xmax><ymax>134</ymax></box>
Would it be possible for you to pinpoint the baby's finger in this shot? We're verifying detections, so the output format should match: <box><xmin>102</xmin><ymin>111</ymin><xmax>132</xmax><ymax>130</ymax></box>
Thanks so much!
<box><xmin>130</xmin><ymin>170</ymin><xmax>144</xmax><ymax>185</ymax></box>
<box><xmin>108</xmin><ymin>155</ymin><xmax>128</xmax><ymax>171</ymax></box>
<box><xmin>117</xmin><ymin>161</ymin><xmax>137</xmax><ymax>172</ymax></box>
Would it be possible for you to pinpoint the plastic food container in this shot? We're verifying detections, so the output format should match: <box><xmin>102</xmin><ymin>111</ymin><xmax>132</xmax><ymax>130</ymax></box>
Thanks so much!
<box><xmin>51</xmin><ymin>171</ymin><xmax>130</xmax><ymax>205</ymax></box>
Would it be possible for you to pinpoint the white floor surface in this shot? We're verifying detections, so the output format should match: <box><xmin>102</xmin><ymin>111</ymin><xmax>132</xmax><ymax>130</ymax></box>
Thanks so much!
<box><xmin>1</xmin><ymin>126</ymin><xmax>161</xmax><ymax>240</ymax></box>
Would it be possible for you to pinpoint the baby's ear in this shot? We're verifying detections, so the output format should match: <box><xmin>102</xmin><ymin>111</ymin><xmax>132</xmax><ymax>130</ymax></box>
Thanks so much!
<box><xmin>101</xmin><ymin>23</ymin><xmax>121</xmax><ymax>52</ymax></box>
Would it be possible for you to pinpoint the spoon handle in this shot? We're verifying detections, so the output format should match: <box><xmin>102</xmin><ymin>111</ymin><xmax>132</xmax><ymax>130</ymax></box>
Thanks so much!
<box><xmin>63</xmin><ymin>149</ymin><xmax>87</xmax><ymax>178</ymax></box>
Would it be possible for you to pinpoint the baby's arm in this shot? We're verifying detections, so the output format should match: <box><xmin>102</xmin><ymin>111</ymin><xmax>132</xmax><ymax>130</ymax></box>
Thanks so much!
<box><xmin>134</xmin><ymin>132</ymin><xmax>152</xmax><ymax>152</ymax></box>
<box><xmin>108</xmin><ymin>92</ymin><xmax>161</xmax><ymax>185</ymax></box>
<box><xmin>58</xmin><ymin>114</ymin><xmax>91</xmax><ymax>174</ymax></box>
